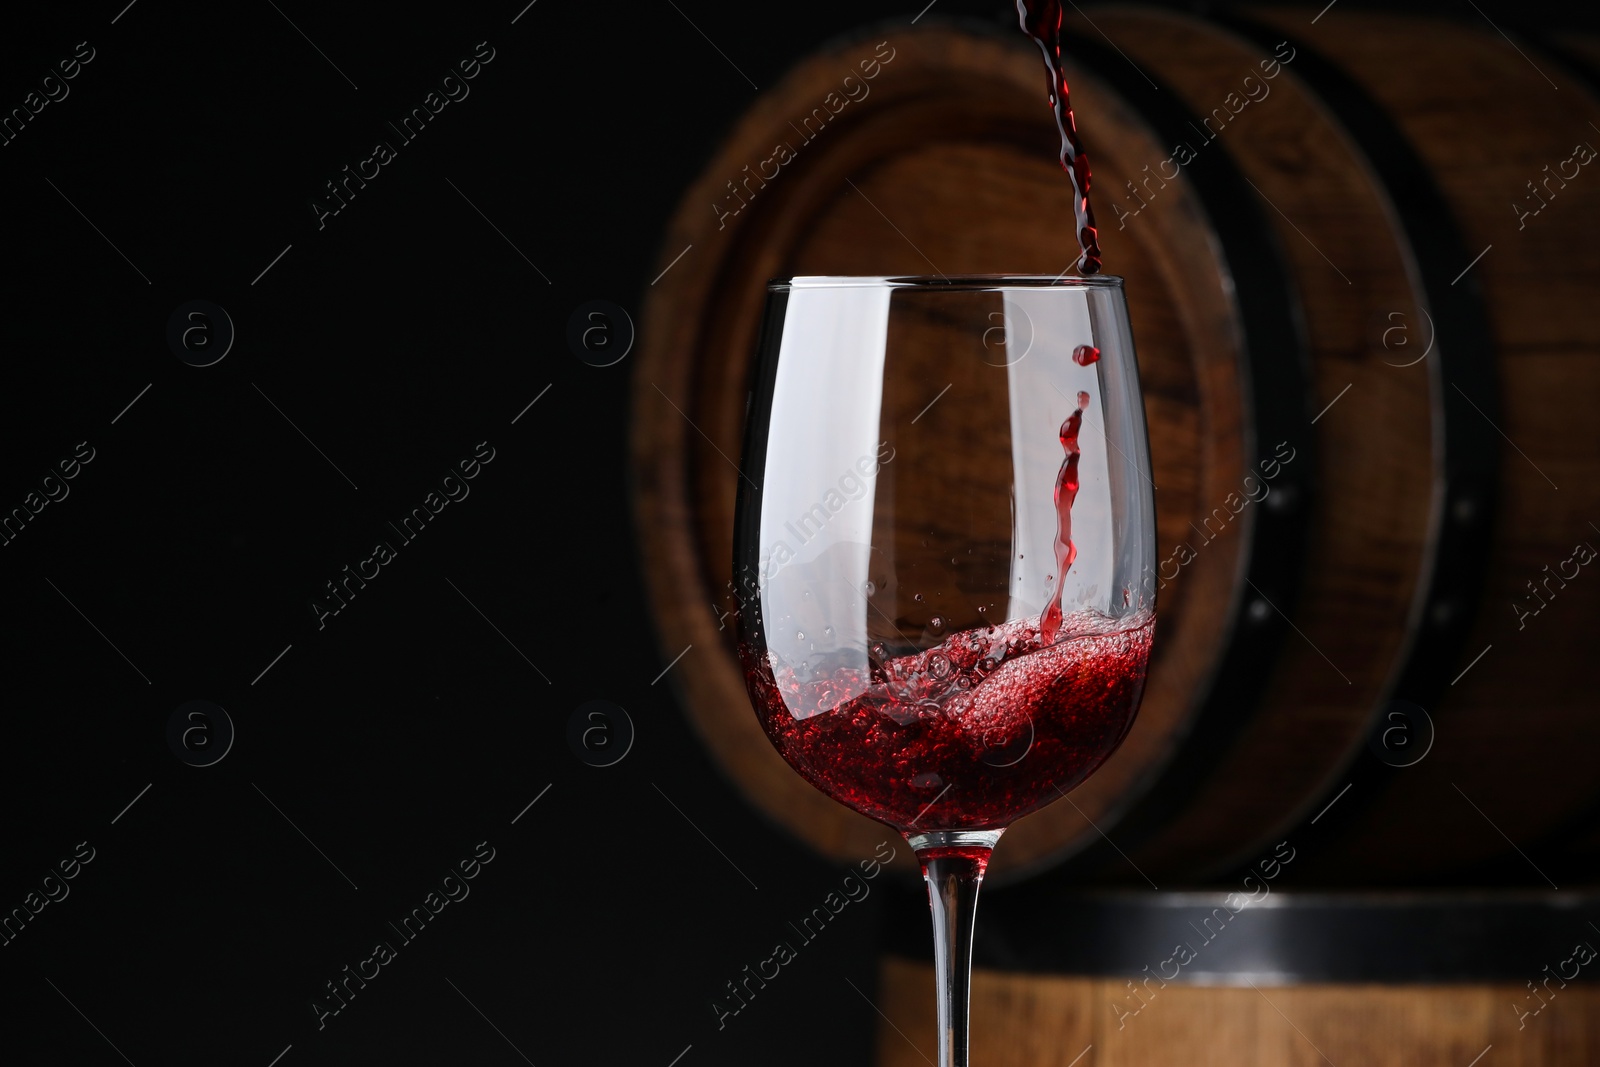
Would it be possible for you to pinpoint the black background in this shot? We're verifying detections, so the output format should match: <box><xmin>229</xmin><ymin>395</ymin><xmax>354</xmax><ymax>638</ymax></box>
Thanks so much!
<box><xmin>0</xmin><ymin>1</ymin><xmax>1593</xmax><ymax>1064</ymax></box>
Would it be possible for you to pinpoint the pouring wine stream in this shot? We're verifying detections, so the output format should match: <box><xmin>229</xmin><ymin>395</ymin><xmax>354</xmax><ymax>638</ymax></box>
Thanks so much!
<box><xmin>910</xmin><ymin>6</ymin><xmax>1104</xmax><ymax>1064</ymax></box>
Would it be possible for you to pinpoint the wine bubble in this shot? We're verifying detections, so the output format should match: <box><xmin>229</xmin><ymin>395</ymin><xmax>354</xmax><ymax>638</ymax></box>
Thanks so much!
<box><xmin>943</xmin><ymin>691</ymin><xmax>975</xmax><ymax>720</ymax></box>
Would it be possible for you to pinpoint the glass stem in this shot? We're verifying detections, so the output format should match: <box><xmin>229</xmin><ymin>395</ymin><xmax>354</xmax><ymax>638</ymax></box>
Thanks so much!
<box><xmin>908</xmin><ymin>830</ymin><xmax>1001</xmax><ymax>1067</ymax></box>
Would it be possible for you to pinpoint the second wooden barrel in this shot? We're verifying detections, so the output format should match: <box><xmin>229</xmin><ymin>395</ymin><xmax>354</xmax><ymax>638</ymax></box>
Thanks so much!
<box><xmin>629</xmin><ymin>8</ymin><xmax>1600</xmax><ymax>883</ymax></box>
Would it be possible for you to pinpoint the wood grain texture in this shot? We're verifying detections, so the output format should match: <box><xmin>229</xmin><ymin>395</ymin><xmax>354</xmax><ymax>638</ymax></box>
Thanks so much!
<box><xmin>877</xmin><ymin>956</ymin><xmax>1600</xmax><ymax>1067</ymax></box>
<box><xmin>1245</xmin><ymin>9</ymin><xmax>1600</xmax><ymax>881</ymax></box>
<box><xmin>1080</xmin><ymin>8</ymin><xmax>1437</xmax><ymax>880</ymax></box>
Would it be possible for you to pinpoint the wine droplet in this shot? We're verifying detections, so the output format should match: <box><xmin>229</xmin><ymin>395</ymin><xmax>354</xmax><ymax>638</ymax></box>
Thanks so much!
<box><xmin>1073</xmin><ymin>344</ymin><xmax>1101</xmax><ymax>366</ymax></box>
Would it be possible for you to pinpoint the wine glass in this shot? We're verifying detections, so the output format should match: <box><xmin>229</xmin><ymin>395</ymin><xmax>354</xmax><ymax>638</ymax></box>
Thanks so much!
<box><xmin>732</xmin><ymin>275</ymin><xmax>1156</xmax><ymax>1066</ymax></box>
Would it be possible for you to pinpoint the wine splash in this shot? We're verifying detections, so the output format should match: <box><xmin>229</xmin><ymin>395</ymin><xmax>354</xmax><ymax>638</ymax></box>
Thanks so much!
<box><xmin>1040</xmin><ymin>391</ymin><xmax>1089</xmax><ymax>644</ymax></box>
<box><xmin>742</xmin><ymin>611</ymin><xmax>1153</xmax><ymax>833</ymax></box>
<box><xmin>1016</xmin><ymin>0</ymin><xmax>1102</xmax><ymax>274</ymax></box>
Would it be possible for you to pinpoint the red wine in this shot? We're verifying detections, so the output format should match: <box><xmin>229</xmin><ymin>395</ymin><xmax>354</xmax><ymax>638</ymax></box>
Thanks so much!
<box><xmin>1016</xmin><ymin>0</ymin><xmax>1102</xmax><ymax>274</ymax></box>
<box><xmin>1040</xmin><ymin>391</ymin><xmax>1089</xmax><ymax>645</ymax></box>
<box><xmin>1072</xmin><ymin>344</ymin><xmax>1101</xmax><ymax>366</ymax></box>
<box><xmin>741</xmin><ymin>611</ymin><xmax>1153</xmax><ymax>833</ymax></box>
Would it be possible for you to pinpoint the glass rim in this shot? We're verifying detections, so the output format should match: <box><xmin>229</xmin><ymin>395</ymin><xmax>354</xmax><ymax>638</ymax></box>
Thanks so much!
<box><xmin>768</xmin><ymin>274</ymin><xmax>1125</xmax><ymax>291</ymax></box>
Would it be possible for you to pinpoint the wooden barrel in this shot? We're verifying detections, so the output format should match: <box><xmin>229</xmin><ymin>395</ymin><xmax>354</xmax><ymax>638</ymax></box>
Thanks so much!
<box><xmin>879</xmin><ymin>958</ymin><xmax>1600</xmax><ymax>1067</ymax></box>
<box><xmin>629</xmin><ymin>8</ymin><xmax>1600</xmax><ymax>884</ymax></box>
<box><xmin>872</xmin><ymin>890</ymin><xmax>1600</xmax><ymax>1066</ymax></box>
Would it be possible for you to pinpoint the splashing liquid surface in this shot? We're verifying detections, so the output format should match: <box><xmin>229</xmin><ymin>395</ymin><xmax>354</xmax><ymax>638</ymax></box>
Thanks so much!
<box><xmin>1016</xmin><ymin>0</ymin><xmax>1102</xmax><ymax>274</ymax></box>
<box><xmin>741</xmin><ymin>612</ymin><xmax>1153</xmax><ymax>832</ymax></box>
